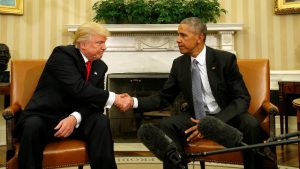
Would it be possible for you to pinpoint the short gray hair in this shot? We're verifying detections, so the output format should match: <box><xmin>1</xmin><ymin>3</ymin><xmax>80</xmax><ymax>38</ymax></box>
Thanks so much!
<box><xmin>180</xmin><ymin>17</ymin><xmax>207</xmax><ymax>39</ymax></box>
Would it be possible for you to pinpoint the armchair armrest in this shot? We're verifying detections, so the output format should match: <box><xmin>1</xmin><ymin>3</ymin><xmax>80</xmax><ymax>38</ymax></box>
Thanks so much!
<box><xmin>2</xmin><ymin>103</ymin><xmax>22</xmax><ymax>120</ymax></box>
<box><xmin>262</xmin><ymin>102</ymin><xmax>279</xmax><ymax>116</ymax></box>
<box><xmin>2</xmin><ymin>103</ymin><xmax>22</xmax><ymax>160</ymax></box>
<box><xmin>262</xmin><ymin>101</ymin><xmax>279</xmax><ymax>138</ymax></box>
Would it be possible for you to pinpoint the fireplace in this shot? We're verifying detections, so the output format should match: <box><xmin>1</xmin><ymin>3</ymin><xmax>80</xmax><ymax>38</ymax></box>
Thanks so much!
<box><xmin>107</xmin><ymin>73</ymin><xmax>185</xmax><ymax>142</ymax></box>
<box><xmin>67</xmin><ymin>24</ymin><xmax>244</xmax><ymax>142</ymax></box>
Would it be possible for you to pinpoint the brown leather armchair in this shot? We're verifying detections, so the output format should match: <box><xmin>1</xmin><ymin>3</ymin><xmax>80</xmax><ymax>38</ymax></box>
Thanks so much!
<box><xmin>185</xmin><ymin>59</ymin><xmax>279</xmax><ymax>168</ymax></box>
<box><xmin>2</xmin><ymin>60</ymin><xmax>89</xmax><ymax>169</ymax></box>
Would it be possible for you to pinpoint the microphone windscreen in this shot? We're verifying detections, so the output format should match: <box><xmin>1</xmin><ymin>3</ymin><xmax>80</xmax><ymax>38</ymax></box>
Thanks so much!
<box><xmin>137</xmin><ymin>123</ymin><xmax>176</xmax><ymax>161</ymax></box>
<box><xmin>198</xmin><ymin>116</ymin><xmax>243</xmax><ymax>148</ymax></box>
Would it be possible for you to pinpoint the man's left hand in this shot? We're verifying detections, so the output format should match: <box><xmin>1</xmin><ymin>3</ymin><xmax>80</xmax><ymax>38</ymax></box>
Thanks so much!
<box><xmin>54</xmin><ymin>115</ymin><xmax>77</xmax><ymax>138</ymax></box>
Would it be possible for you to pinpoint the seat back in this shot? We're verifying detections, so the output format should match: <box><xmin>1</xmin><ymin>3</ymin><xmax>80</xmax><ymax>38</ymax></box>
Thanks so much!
<box><xmin>237</xmin><ymin>59</ymin><xmax>270</xmax><ymax>123</ymax></box>
<box><xmin>10</xmin><ymin>60</ymin><xmax>46</xmax><ymax>109</ymax></box>
<box><xmin>7</xmin><ymin>60</ymin><xmax>88</xmax><ymax>169</ymax></box>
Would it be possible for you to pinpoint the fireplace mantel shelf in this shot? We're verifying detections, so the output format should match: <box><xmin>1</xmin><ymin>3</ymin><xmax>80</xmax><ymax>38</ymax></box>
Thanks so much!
<box><xmin>66</xmin><ymin>23</ymin><xmax>243</xmax><ymax>54</ymax></box>
<box><xmin>66</xmin><ymin>23</ymin><xmax>243</xmax><ymax>33</ymax></box>
<box><xmin>66</xmin><ymin>24</ymin><xmax>300</xmax><ymax>90</ymax></box>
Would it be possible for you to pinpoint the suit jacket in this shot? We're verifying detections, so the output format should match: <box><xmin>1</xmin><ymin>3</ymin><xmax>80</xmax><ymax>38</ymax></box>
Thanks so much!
<box><xmin>137</xmin><ymin>46</ymin><xmax>250</xmax><ymax>123</ymax></box>
<box><xmin>17</xmin><ymin>45</ymin><xmax>109</xmax><ymax>126</ymax></box>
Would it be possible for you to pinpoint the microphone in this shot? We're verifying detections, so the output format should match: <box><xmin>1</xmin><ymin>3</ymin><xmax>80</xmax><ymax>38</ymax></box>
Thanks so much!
<box><xmin>137</xmin><ymin>123</ymin><xmax>186</xmax><ymax>169</ymax></box>
<box><xmin>197</xmin><ymin>116</ymin><xmax>275</xmax><ymax>161</ymax></box>
<box><xmin>198</xmin><ymin>116</ymin><xmax>243</xmax><ymax>148</ymax></box>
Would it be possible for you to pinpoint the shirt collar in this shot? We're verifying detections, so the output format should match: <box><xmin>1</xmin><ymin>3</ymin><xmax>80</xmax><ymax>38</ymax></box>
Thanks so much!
<box><xmin>191</xmin><ymin>45</ymin><xmax>206</xmax><ymax>65</ymax></box>
<box><xmin>80</xmin><ymin>51</ymin><xmax>89</xmax><ymax>63</ymax></box>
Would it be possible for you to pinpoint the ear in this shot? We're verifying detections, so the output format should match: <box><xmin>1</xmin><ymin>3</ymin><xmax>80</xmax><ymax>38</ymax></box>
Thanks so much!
<box><xmin>78</xmin><ymin>41</ymin><xmax>86</xmax><ymax>50</ymax></box>
<box><xmin>199</xmin><ymin>33</ymin><xmax>205</xmax><ymax>42</ymax></box>
<box><xmin>196</xmin><ymin>33</ymin><xmax>205</xmax><ymax>44</ymax></box>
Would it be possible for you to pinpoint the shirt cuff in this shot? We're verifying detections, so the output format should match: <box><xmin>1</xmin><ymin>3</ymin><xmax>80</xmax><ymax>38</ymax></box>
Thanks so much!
<box><xmin>133</xmin><ymin>97</ymin><xmax>138</xmax><ymax>108</ymax></box>
<box><xmin>106</xmin><ymin>91</ymin><xmax>116</xmax><ymax>108</ymax></box>
<box><xmin>70</xmin><ymin>111</ymin><xmax>82</xmax><ymax>128</ymax></box>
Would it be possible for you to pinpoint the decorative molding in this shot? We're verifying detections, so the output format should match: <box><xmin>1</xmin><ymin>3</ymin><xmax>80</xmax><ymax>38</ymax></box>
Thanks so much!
<box><xmin>66</xmin><ymin>23</ymin><xmax>243</xmax><ymax>33</ymax></box>
<box><xmin>66</xmin><ymin>24</ymin><xmax>300</xmax><ymax>90</ymax></box>
<box><xmin>66</xmin><ymin>24</ymin><xmax>242</xmax><ymax>53</ymax></box>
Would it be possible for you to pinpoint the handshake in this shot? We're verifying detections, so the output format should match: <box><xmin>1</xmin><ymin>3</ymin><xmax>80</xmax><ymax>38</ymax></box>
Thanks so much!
<box><xmin>114</xmin><ymin>93</ymin><xmax>134</xmax><ymax>112</ymax></box>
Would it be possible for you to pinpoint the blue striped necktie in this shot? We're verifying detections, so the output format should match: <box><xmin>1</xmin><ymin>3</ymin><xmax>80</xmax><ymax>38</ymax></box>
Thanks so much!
<box><xmin>191</xmin><ymin>59</ymin><xmax>206</xmax><ymax>119</ymax></box>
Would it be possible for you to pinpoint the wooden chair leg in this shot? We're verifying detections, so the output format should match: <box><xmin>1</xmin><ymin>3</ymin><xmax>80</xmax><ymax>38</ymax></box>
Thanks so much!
<box><xmin>200</xmin><ymin>161</ymin><xmax>205</xmax><ymax>169</ymax></box>
<box><xmin>78</xmin><ymin>165</ymin><xmax>83</xmax><ymax>169</ymax></box>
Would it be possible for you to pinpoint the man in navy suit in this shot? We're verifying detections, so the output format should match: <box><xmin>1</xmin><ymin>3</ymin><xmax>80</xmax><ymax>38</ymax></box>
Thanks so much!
<box><xmin>119</xmin><ymin>17</ymin><xmax>267</xmax><ymax>169</ymax></box>
<box><xmin>15</xmin><ymin>22</ymin><xmax>131</xmax><ymax>169</ymax></box>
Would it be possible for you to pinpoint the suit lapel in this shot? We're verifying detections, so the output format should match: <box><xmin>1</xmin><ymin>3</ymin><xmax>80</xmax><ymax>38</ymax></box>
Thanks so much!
<box><xmin>206</xmin><ymin>47</ymin><xmax>218</xmax><ymax>99</ymax></box>
<box><xmin>72</xmin><ymin>47</ymin><xmax>87</xmax><ymax>79</ymax></box>
<box><xmin>180</xmin><ymin>54</ymin><xmax>194</xmax><ymax>109</ymax></box>
<box><xmin>72</xmin><ymin>48</ymin><xmax>101</xmax><ymax>83</ymax></box>
<box><xmin>184</xmin><ymin>55</ymin><xmax>192</xmax><ymax>95</ymax></box>
<box><xmin>89</xmin><ymin>62</ymin><xmax>99</xmax><ymax>83</ymax></box>
<box><xmin>88</xmin><ymin>60</ymin><xmax>107</xmax><ymax>86</ymax></box>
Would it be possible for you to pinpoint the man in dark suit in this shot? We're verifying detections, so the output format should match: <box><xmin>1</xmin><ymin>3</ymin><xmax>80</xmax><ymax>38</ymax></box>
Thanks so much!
<box><xmin>15</xmin><ymin>22</ymin><xmax>131</xmax><ymax>169</ymax></box>
<box><xmin>119</xmin><ymin>17</ymin><xmax>267</xmax><ymax>169</ymax></box>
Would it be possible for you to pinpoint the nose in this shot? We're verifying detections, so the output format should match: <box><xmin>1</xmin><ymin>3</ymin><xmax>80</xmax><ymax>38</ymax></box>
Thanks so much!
<box><xmin>176</xmin><ymin>36</ymin><xmax>181</xmax><ymax>44</ymax></box>
<box><xmin>102</xmin><ymin>43</ymin><xmax>106</xmax><ymax>50</ymax></box>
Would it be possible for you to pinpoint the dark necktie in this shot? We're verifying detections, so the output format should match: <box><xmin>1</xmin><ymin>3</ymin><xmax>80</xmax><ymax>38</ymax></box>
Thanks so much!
<box><xmin>191</xmin><ymin>59</ymin><xmax>206</xmax><ymax>119</ymax></box>
<box><xmin>86</xmin><ymin>61</ymin><xmax>92</xmax><ymax>80</ymax></box>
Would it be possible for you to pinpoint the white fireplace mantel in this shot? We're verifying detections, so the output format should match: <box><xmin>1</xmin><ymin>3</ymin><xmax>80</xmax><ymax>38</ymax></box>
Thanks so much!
<box><xmin>67</xmin><ymin>23</ymin><xmax>243</xmax><ymax>32</ymax></box>
<box><xmin>66</xmin><ymin>23</ymin><xmax>242</xmax><ymax>53</ymax></box>
<box><xmin>66</xmin><ymin>24</ymin><xmax>300</xmax><ymax>90</ymax></box>
<box><xmin>67</xmin><ymin>23</ymin><xmax>243</xmax><ymax>78</ymax></box>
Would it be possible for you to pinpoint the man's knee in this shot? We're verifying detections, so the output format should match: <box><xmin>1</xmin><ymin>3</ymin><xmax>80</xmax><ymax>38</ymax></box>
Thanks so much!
<box><xmin>21</xmin><ymin>116</ymin><xmax>47</xmax><ymax>135</ymax></box>
<box><xmin>235</xmin><ymin>113</ymin><xmax>260</xmax><ymax>130</ymax></box>
<box><xmin>158</xmin><ymin>117</ymin><xmax>174</xmax><ymax>130</ymax></box>
<box><xmin>92</xmin><ymin>114</ymin><xmax>110</xmax><ymax>129</ymax></box>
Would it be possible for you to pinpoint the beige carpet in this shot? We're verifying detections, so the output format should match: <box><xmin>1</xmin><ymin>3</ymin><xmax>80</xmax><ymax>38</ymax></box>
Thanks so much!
<box><xmin>56</xmin><ymin>156</ymin><xmax>297</xmax><ymax>169</ymax></box>
<box><xmin>60</xmin><ymin>162</ymin><xmax>243</xmax><ymax>169</ymax></box>
<box><xmin>0</xmin><ymin>143</ymin><xmax>297</xmax><ymax>169</ymax></box>
<box><xmin>115</xmin><ymin>157</ymin><xmax>243</xmax><ymax>169</ymax></box>
<box><xmin>0</xmin><ymin>157</ymin><xmax>297</xmax><ymax>169</ymax></box>
<box><xmin>58</xmin><ymin>162</ymin><xmax>297</xmax><ymax>169</ymax></box>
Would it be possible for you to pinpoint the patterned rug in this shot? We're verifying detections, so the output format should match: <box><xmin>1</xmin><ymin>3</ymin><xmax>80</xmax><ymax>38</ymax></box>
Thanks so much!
<box><xmin>0</xmin><ymin>143</ymin><xmax>297</xmax><ymax>169</ymax></box>
<box><xmin>0</xmin><ymin>157</ymin><xmax>297</xmax><ymax>169</ymax></box>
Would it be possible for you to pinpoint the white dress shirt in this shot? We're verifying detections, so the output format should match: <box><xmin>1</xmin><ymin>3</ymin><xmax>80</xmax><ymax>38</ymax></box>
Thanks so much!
<box><xmin>192</xmin><ymin>46</ymin><xmax>221</xmax><ymax>114</ymax></box>
<box><xmin>70</xmin><ymin>52</ymin><xmax>115</xmax><ymax>128</ymax></box>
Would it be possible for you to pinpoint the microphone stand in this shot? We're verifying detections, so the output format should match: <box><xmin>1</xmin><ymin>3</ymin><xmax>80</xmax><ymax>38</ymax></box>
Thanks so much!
<box><xmin>267</xmin><ymin>131</ymin><xmax>300</xmax><ymax>142</ymax></box>
<box><xmin>187</xmin><ymin>138</ymin><xmax>300</xmax><ymax>157</ymax></box>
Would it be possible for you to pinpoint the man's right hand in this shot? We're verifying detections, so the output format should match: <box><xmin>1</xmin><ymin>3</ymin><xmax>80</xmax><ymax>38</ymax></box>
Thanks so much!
<box><xmin>114</xmin><ymin>93</ymin><xmax>133</xmax><ymax>112</ymax></box>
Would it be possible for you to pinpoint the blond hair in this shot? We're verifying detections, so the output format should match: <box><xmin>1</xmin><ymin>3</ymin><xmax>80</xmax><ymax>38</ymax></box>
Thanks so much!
<box><xmin>73</xmin><ymin>22</ymin><xmax>110</xmax><ymax>47</ymax></box>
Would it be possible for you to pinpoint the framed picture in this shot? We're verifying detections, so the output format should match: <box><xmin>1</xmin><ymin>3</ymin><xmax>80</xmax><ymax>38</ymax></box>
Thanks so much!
<box><xmin>0</xmin><ymin>0</ymin><xmax>23</xmax><ymax>15</ymax></box>
<box><xmin>275</xmin><ymin>0</ymin><xmax>300</xmax><ymax>14</ymax></box>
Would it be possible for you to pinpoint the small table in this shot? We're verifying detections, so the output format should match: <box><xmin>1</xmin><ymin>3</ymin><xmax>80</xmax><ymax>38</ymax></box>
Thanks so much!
<box><xmin>0</xmin><ymin>83</ymin><xmax>10</xmax><ymax>107</ymax></box>
<box><xmin>292</xmin><ymin>98</ymin><xmax>300</xmax><ymax>168</ymax></box>
<box><xmin>278</xmin><ymin>81</ymin><xmax>300</xmax><ymax>134</ymax></box>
